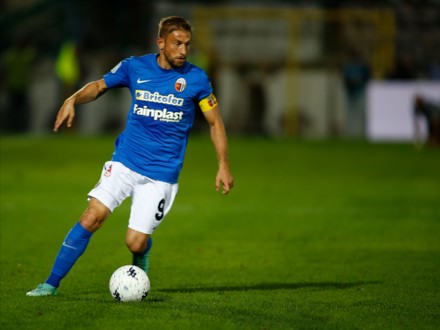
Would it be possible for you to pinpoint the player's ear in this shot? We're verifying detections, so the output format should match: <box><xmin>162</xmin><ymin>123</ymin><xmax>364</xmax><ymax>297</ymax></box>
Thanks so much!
<box><xmin>157</xmin><ymin>37</ymin><xmax>164</xmax><ymax>51</ymax></box>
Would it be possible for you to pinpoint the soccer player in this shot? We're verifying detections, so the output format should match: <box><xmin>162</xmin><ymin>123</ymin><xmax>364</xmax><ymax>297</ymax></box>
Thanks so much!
<box><xmin>26</xmin><ymin>16</ymin><xmax>234</xmax><ymax>297</ymax></box>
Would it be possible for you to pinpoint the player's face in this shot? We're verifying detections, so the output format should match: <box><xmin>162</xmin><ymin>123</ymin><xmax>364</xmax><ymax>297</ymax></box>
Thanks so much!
<box><xmin>158</xmin><ymin>30</ymin><xmax>191</xmax><ymax>69</ymax></box>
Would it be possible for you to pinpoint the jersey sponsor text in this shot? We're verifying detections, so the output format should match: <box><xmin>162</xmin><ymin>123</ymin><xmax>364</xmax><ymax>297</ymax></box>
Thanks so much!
<box><xmin>136</xmin><ymin>90</ymin><xmax>184</xmax><ymax>106</ymax></box>
<box><xmin>133</xmin><ymin>104</ymin><xmax>184</xmax><ymax>122</ymax></box>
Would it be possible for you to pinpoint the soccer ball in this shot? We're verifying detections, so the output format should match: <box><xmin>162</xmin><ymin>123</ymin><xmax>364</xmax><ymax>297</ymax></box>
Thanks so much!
<box><xmin>109</xmin><ymin>265</ymin><xmax>150</xmax><ymax>302</ymax></box>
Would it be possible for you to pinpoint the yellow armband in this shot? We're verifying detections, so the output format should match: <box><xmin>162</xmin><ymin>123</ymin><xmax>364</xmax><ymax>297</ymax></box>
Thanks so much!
<box><xmin>199</xmin><ymin>93</ymin><xmax>218</xmax><ymax>112</ymax></box>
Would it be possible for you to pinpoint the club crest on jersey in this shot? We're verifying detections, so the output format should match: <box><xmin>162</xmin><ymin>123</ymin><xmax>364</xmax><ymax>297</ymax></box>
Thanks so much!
<box><xmin>175</xmin><ymin>78</ymin><xmax>186</xmax><ymax>92</ymax></box>
<box><xmin>104</xmin><ymin>164</ymin><xmax>112</xmax><ymax>177</ymax></box>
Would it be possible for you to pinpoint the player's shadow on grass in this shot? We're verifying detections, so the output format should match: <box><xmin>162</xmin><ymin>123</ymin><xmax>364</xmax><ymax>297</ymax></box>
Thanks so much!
<box><xmin>157</xmin><ymin>281</ymin><xmax>381</xmax><ymax>293</ymax></box>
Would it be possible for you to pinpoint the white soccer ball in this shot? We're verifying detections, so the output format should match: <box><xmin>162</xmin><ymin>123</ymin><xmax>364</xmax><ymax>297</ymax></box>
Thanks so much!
<box><xmin>109</xmin><ymin>265</ymin><xmax>150</xmax><ymax>302</ymax></box>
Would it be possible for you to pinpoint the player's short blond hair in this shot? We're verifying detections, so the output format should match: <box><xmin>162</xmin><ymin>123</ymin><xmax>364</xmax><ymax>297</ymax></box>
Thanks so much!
<box><xmin>158</xmin><ymin>16</ymin><xmax>192</xmax><ymax>39</ymax></box>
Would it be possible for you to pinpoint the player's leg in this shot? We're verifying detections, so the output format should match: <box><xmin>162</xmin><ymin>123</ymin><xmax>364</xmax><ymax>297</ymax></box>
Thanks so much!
<box><xmin>127</xmin><ymin>179</ymin><xmax>178</xmax><ymax>273</ymax></box>
<box><xmin>26</xmin><ymin>199</ymin><xmax>110</xmax><ymax>296</ymax></box>
<box><xmin>127</xmin><ymin>229</ymin><xmax>152</xmax><ymax>273</ymax></box>
<box><xmin>26</xmin><ymin>161</ymin><xmax>133</xmax><ymax>297</ymax></box>
<box><xmin>79</xmin><ymin>197</ymin><xmax>111</xmax><ymax>231</ymax></box>
<box><xmin>46</xmin><ymin>198</ymin><xmax>110</xmax><ymax>286</ymax></box>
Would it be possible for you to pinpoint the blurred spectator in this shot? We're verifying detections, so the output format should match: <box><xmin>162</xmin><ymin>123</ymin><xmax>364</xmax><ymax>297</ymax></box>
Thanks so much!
<box><xmin>1</xmin><ymin>35</ymin><xmax>36</xmax><ymax>133</ymax></box>
<box><xmin>53</xmin><ymin>39</ymin><xmax>83</xmax><ymax>128</ymax></box>
<box><xmin>56</xmin><ymin>40</ymin><xmax>81</xmax><ymax>97</ymax></box>
<box><xmin>414</xmin><ymin>95</ymin><xmax>440</xmax><ymax>147</ymax></box>
<box><xmin>342</xmin><ymin>49</ymin><xmax>370</xmax><ymax>138</ymax></box>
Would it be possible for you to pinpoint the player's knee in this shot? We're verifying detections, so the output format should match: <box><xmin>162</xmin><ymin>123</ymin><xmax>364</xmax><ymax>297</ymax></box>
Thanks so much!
<box><xmin>80</xmin><ymin>202</ymin><xmax>110</xmax><ymax>232</ymax></box>
<box><xmin>126</xmin><ymin>235</ymin><xmax>148</xmax><ymax>254</ymax></box>
<box><xmin>125</xmin><ymin>228</ymin><xmax>149</xmax><ymax>254</ymax></box>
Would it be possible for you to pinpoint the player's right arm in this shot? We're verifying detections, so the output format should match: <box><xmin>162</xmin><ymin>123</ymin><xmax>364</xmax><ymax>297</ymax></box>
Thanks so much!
<box><xmin>53</xmin><ymin>78</ymin><xmax>108</xmax><ymax>132</ymax></box>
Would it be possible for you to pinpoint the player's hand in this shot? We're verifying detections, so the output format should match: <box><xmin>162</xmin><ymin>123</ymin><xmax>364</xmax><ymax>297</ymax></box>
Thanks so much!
<box><xmin>54</xmin><ymin>100</ymin><xmax>75</xmax><ymax>132</ymax></box>
<box><xmin>216</xmin><ymin>166</ymin><xmax>234</xmax><ymax>195</ymax></box>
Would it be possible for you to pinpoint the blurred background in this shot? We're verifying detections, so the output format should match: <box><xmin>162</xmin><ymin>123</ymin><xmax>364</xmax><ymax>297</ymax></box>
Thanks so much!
<box><xmin>1</xmin><ymin>0</ymin><xmax>439</xmax><ymax>144</ymax></box>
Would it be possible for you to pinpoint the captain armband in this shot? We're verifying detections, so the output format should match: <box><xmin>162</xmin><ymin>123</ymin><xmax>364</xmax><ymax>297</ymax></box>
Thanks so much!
<box><xmin>199</xmin><ymin>93</ymin><xmax>218</xmax><ymax>112</ymax></box>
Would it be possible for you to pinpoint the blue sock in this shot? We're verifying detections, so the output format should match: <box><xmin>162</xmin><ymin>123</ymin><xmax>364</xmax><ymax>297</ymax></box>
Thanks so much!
<box><xmin>145</xmin><ymin>236</ymin><xmax>153</xmax><ymax>254</ymax></box>
<box><xmin>132</xmin><ymin>236</ymin><xmax>153</xmax><ymax>273</ymax></box>
<box><xmin>46</xmin><ymin>222</ymin><xmax>92</xmax><ymax>288</ymax></box>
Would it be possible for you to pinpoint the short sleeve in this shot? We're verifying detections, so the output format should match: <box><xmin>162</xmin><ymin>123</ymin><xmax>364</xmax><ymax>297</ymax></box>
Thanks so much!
<box><xmin>196</xmin><ymin>71</ymin><xmax>213</xmax><ymax>102</ymax></box>
<box><xmin>103</xmin><ymin>57</ymin><xmax>131</xmax><ymax>88</ymax></box>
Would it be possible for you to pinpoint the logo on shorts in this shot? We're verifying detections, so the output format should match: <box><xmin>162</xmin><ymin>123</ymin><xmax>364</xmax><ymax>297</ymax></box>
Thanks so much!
<box><xmin>104</xmin><ymin>164</ymin><xmax>112</xmax><ymax>177</ymax></box>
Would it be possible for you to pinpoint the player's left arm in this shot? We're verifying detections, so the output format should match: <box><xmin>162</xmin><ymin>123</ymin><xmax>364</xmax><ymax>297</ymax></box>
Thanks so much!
<box><xmin>202</xmin><ymin>102</ymin><xmax>234</xmax><ymax>195</ymax></box>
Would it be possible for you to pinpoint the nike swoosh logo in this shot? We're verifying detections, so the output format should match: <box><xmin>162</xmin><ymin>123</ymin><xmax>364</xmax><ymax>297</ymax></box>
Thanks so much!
<box><xmin>62</xmin><ymin>242</ymin><xmax>77</xmax><ymax>250</ymax></box>
<box><xmin>137</xmin><ymin>78</ymin><xmax>151</xmax><ymax>84</ymax></box>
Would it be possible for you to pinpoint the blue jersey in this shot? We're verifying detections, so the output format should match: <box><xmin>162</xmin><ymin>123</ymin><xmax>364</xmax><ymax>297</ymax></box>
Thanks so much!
<box><xmin>103</xmin><ymin>54</ymin><xmax>213</xmax><ymax>183</ymax></box>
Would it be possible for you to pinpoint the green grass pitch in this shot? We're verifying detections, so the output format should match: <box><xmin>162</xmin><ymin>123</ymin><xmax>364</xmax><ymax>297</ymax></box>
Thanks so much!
<box><xmin>1</xmin><ymin>135</ymin><xmax>439</xmax><ymax>329</ymax></box>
